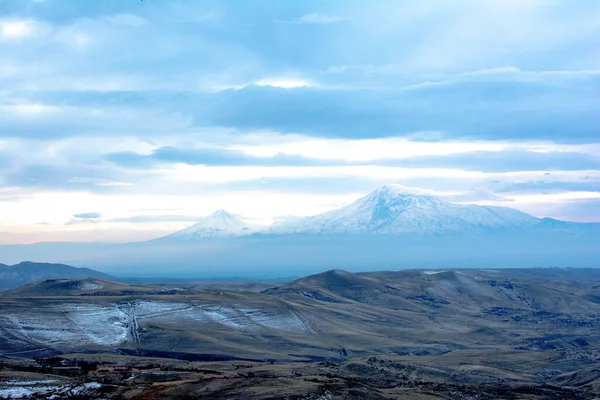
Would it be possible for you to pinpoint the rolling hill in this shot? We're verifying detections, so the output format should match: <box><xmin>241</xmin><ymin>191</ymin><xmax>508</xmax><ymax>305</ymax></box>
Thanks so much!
<box><xmin>0</xmin><ymin>261</ymin><xmax>114</xmax><ymax>291</ymax></box>
<box><xmin>1</xmin><ymin>267</ymin><xmax>600</xmax><ymax>398</ymax></box>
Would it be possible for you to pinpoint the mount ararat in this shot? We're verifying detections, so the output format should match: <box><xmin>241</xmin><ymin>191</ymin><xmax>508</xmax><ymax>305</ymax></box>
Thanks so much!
<box><xmin>1</xmin><ymin>185</ymin><xmax>599</xmax><ymax>277</ymax></box>
<box><xmin>162</xmin><ymin>185</ymin><xmax>566</xmax><ymax>239</ymax></box>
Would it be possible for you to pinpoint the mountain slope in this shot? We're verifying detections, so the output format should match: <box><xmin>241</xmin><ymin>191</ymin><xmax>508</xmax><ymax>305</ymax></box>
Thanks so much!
<box><xmin>165</xmin><ymin>210</ymin><xmax>253</xmax><ymax>239</ymax></box>
<box><xmin>0</xmin><ymin>261</ymin><xmax>114</xmax><ymax>291</ymax></box>
<box><xmin>268</xmin><ymin>185</ymin><xmax>540</xmax><ymax>235</ymax></box>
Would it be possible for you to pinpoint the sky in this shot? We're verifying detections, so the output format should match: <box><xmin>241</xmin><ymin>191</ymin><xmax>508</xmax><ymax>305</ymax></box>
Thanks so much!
<box><xmin>1</xmin><ymin>0</ymin><xmax>599</xmax><ymax>244</ymax></box>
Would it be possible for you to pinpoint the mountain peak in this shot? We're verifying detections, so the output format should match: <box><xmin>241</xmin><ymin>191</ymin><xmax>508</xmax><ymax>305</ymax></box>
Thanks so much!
<box><xmin>362</xmin><ymin>185</ymin><xmax>447</xmax><ymax>213</ymax></box>
<box><xmin>210</xmin><ymin>209</ymin><xmax>235</xmax><ymax>219</ymax></box>
<box><xmin>369</xmin><ymin>185</ymin><xmax>442</xmax><ymax>200</ymax></box>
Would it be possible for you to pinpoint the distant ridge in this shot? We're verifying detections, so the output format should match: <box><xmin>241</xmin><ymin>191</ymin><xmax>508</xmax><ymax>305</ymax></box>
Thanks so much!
<box><xmin>2</xmin><ymin>278</ymin><xmax>182</xmax><ymax>297</ymax></box>
<box><xmin>0</xmin><ymin>261</ymin><xmax>114</xmax><ymax>291</ymax></box>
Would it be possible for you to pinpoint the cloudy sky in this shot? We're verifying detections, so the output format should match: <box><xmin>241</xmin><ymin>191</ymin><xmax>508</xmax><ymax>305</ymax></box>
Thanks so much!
<box><xmin>1</xmin><ymin>0</ymin><xmax>599</xmax><ymax>244</ymax></box>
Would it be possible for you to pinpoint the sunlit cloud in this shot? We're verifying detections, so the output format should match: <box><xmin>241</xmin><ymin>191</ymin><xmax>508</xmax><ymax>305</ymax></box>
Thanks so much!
<box><xmin>0</xmin><ymin>102</ymin><xmax>62</xmax><ymax>115</ymax></box>
<box><xmin>0</xmin><ymin>19</ymin><xmax>41</xmax><ymax>40</ymax></box>
<box><xmin>254</xmin><ymin>78</ymin><xmax>315</xmax><ymax>89</ymax></box>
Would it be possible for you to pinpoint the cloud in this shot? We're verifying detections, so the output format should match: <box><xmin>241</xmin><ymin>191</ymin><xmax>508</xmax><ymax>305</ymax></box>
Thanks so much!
<box><xmin>65</xmin><ymin>212</ymin><xmax>102</xmax><ymax>225</ymax></box>
<box><xmin>3</xmin><ymin>164</ymin><xmax>135</xmax><ymax>191</ymax></box>
<box><xmin>104</xmin><ymin>146</ymin><xmax>346</xmax><ymax>167</ymax></box>
<box><xmin>0</xmin><ymin>19</ymin><xmax>41</xmax><ymax>40</ymax></box>
<box><xmin>289</xmin><ymin>13</ymin><xmax>350</xmax><ymax>24</ymax></box>
<box><xmin>108</xmin><ymin>215</ymin><xmax>201</xmax><ymax>223</ymax></box>
<box><xmin>443</xmin><ymin>188</ymin><xmax>510</xmax><ymax>202</ymax></box>
<box><xmin>380</xmin><ymin>149</ymin><xmax>600</xmax><ymax>172</ymax></box>
<box><xmin>191</xmin><ymin>77</ymin><xmax>600</xmax><ymax>143</ymax></box>
<box><xmin>207</xmin><ymin>176</ymin><xmax>381</xmax><ymax>195</ymax></box>
<box><xmin>498</xmin><ymin>180</ymin><xmax>600</xmax><ymax>194</ymax></box>
<box><xmin>104</xmin><ymin>144</ymin><xmax>600</xmax><ymax>173</ymax></box>
<box><xmin>101</xmin><ymin>13</ymin><xmax>147</xmax><ymax>27</ymax></box>
<box><xmin>73</xmin><ymin>212</ymin><xmax>102</xmax><ymax>219</ymax></box>
<box><xmin>549</xmin><ymin>199</ymin><xmax>600</xmax><ymax>222</ymax></box>
<box><xmin>254</xmin><ymin>78</ymin><xmax>315</xmax><ymax>89</ymax></box>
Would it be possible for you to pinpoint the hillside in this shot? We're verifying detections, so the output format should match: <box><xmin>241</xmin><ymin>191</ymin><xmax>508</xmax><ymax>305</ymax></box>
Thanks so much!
<box><xmin>1</xmin><ymin>278</ymin><xmax>185</xmax><ymax>297</ymax></box>
<box><xmin>1</xmin><ymin>267</ymin><xmax>600</xmax><ymax>399</ymax></box>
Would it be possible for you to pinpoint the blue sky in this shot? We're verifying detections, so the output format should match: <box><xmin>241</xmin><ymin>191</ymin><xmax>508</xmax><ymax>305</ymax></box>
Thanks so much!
<box><xmin>1</xmin><ymin>0</ymin><xmax>599</xmax><ymax>243</ymax></box>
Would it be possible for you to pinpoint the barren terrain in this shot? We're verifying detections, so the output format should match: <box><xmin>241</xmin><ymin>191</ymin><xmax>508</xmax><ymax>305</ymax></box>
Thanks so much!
<box><xmin>1</xmin><ymin>268</ymin><xmax>600</xmax><ymax>399</ymax></box>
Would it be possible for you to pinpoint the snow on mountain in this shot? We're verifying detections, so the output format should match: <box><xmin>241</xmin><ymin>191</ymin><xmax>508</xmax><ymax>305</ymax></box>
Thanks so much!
<box><xmin>267</xmin><ymin>185</ymin><xmax>540</xmax><ymax>235</ymax></box>
<box><xmin>160</xmin><ymin>185</ymin><xmax>592</xmax><ymax>240</ymax></box>
<box><xmin>167</xmin><ymin>210</ymin><xmax>254</xmax><ymax>239</ymax></box>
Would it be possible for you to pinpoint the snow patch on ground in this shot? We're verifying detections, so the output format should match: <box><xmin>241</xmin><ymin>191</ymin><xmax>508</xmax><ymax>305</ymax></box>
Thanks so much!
<box><xmin>78</xmin><ymin>281</ymin><xmax>103</xmax><ymax>291</ymax></box>
<box><xmin>0</xmin><ymin>383</ymin><xmax>62</xmax><ymax>399</ymax></box>
<box><xmin>202</xmin><ymin>306</ymin><xmax>247</xmax><ymax>328</ymax></box>
<box><xmin>134</xmin><ymin>301</ymin><xmax>194</xmax><ymax>318</ymax></box>
<box><xmin>423</xmin><ymin>271</ymin><xmax>446</xmax><ymax>275</ymax></box>
<box><xmin>1</xmin><ymin>300</ymin><xmax>315</xmax><ymax>356</ymax></box>
<box><xmin>0</xmin><ymin>380</ymin><xmax>102</xmax><ymax>399</ymax></box>
<box><xmin>67</xmin><ymin>381</ymin><xmax>102</xmax><ymax>396</ymax></box>
<box><xmin>1</xmin><ymin>304</ymin><xmax>130</xmax><ymax>351</ymax></box>
<box><xmin>133</xmin><ymin>300</ymin><xmax>311</xmax><ymax>332</ymax></box>
<box><xmin>0</xmin><ymin>386</ymin><xmax>59</xmax><ymax>399</ymax></box>
<box><xmin>239</xmin><ymin>307</ymin><xmax>310</xmax><ymax>332</ymax></box>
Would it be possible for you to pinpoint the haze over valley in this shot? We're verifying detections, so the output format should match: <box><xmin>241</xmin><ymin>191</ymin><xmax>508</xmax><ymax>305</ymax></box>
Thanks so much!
<box><xmin>1</xmin><ymin>185</ymin><xmax>599</xmax><ymax>278</ymax></box>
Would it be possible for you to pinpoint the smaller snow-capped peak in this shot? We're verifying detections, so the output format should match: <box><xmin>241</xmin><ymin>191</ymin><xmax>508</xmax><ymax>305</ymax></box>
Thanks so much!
<box><xmin>168</xmin><ymin>210</ymin><xmax>252</xmax><ymax>239</ymax></box>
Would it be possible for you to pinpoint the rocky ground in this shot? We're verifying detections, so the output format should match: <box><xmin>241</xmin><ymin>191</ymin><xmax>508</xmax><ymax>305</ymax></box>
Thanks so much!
<box><xmin>1</xmin><ymin>351</ymin><xmax>600</xmax><ymax>399</ymax></box>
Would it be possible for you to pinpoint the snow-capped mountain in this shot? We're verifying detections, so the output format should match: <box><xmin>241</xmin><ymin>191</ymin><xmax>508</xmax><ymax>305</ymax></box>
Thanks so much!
<box><xmin>267</xmin><ymin>185</ymin><xmax>540</xmax><ymax>235</ymax></box>
<box><xmin>3</xmin><ymin>186</ymin><xmax>599</xmax><ymax>274</ymax></box>
<box><xmin>158</xmin><ymin>185</ymin><xmax>596</xmax><ymax>241</ymax></box>
<box><xmin>166</xmin><ymin>210</ymin><xmax>253</xmax><ymax>239</ymax></box>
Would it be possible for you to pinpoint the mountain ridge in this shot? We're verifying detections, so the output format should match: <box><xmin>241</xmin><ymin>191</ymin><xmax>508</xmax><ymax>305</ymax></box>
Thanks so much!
<box><xmin>163</xmin><ymin>185</ymin><xmax>589</xmax><ymax>239</ymax></box>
